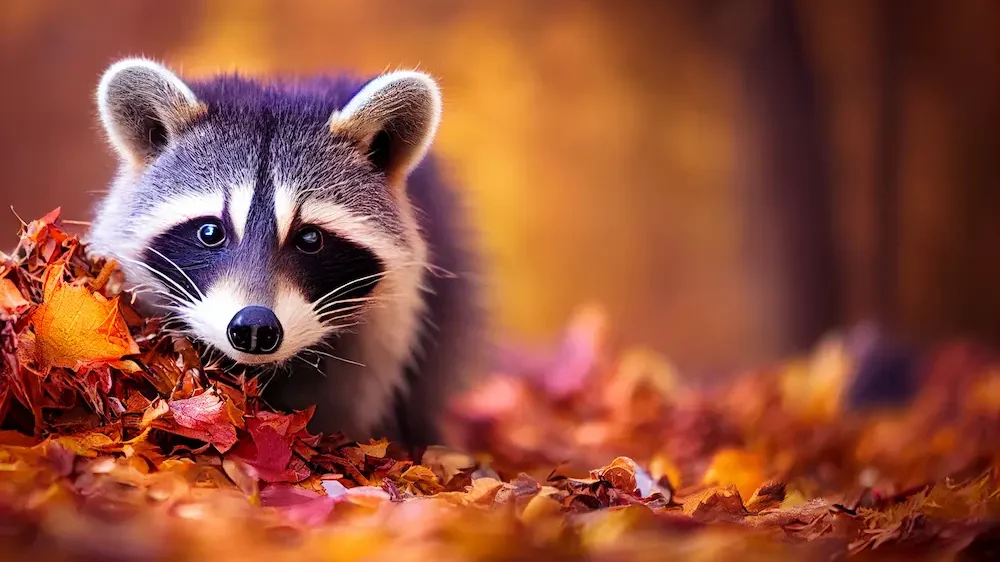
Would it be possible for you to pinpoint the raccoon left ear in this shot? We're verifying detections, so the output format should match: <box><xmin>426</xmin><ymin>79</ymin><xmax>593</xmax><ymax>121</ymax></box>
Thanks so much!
<box><xmin>329</xmin><ymin>70</ymin><xmax>443</xmax><ymax>186</ymax></box>
<box><xmin>96</xmin><ymin>57</ymin><xmax>205</xmax><ymax>165</ymax></box>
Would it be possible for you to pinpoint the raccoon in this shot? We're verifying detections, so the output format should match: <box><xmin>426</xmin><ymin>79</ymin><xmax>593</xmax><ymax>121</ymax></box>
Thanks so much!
<box><xmin>84</xmin><ymin>57</ymin><xmax>485</xmax><ymax>448</ymax></box>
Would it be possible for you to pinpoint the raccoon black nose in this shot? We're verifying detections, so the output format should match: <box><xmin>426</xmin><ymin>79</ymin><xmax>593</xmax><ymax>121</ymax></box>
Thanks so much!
<box><xmin>227</xmin><ymin>306</ymin><xmax>283</xmax><ymax>355</ymax></box>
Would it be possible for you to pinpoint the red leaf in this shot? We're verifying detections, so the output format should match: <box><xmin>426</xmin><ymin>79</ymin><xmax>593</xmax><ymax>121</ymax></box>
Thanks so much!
<box><xmin>162</xmin><ymin>391</ymin><xmax>238</xmax><ymax>453</ymax></box>
<box><xmin>230</xmin><ymin>415</ymin><xmax>308</xmax><ymax>483</ymax></box>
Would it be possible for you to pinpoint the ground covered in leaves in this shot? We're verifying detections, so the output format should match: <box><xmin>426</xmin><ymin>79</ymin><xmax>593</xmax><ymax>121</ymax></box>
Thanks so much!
<box><xmin>1</xmin><ymin>210</ymin><xmax>999</xmax><ymax>561</ymax></box>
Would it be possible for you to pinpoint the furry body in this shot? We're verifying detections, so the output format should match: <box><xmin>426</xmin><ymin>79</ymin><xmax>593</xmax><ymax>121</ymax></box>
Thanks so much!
<box><xmin>85</xmin><ymin>59</ymin><xmax>484</xmax><ymax>447</ymax></box>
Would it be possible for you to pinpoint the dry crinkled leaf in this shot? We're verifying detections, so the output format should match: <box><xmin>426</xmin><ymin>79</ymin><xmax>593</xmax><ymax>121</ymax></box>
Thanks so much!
<box><xmin>683</xmin><ymin>486</ymin><xmax>749</xmax><ymax>523</ymax></box>
<box><xmin>744</xmin><ymin>480</ymin><xmax>787</xmax><ymax>513</ymax></box>
<box><xmin>399</xmin><ymin>464</ymin><xmax>443</xmax><ymax>494</ymax></box>
<box><xmin>25</xmin><ymin>262</ymin><xmax>139</xmax><ymax>374</ymax></box>
<box><xmin>0</xmin><ymin>277</ymin><xmax>30</xmax><ymax>320</ymax></box>
<box><xmin>161</xmin><ymin>391</ymin><xmax>239</xmax><ymax>453</ymax></box>
<box><xmin>357</xmin><ymin>437</ymin><xmax>389</xmax><ymax>458</ymax></box>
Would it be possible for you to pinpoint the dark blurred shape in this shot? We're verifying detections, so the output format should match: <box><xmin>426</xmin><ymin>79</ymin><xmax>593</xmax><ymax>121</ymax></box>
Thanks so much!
<box><xmin>957</xmin><ymin>523</ymin><xmax>1000</xmax><ymax>562</ymax></box>
<box><xmin>843</xmin><ymin>323</ymin><xmax>920</xmax><ymax>410</ymax></box>
<box><xmin>732</xmin><ymin>0</ymin><xmax>841</xmax><ymax>356</ymax></box>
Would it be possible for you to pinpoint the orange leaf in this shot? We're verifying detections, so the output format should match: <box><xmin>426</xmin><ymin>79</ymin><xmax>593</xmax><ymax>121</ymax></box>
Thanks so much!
<box><xmin>26</xmin><ymin>262</ymin><xmax>139</xmax><ymax>373</ymax></box>
<box><xmin>0</xmin><ymin>278</ymin><xmax>29</xmax><ymax>320</ymax></box>
<box><xmin>701</xmin><ymin>448</ymin><xmax>768</xmax><ymax>500</ymax></box>
<box><xmin>649</xmin><ymin>453</ymin><xmax>683</xmax><ymax>490</ymax></box>
<box><xmin>400</xmin><ymin>465</ymin><xmax>443</xmax><ymax>494</ymax></box>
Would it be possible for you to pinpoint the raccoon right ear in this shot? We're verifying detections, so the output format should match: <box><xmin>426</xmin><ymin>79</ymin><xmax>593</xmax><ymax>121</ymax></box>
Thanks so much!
<box><xmin>329</xmin><ymin>70</ymin><xmax>443</xmax><ymax>187</ymax></box>
<box><xmin>96</xmin><ymin>58</ymin><xmax>205</xmax><ymax>165</ymax></box>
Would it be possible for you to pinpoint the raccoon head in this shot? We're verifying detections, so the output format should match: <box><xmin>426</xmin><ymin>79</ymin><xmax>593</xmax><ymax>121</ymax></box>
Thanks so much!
<box><xmin>86</xmin><ymin>58</ymin><xmax>440</xmax><ymax>366</ymax></box>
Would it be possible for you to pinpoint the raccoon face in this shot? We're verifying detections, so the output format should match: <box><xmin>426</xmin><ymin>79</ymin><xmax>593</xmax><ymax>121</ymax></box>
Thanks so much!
<box><xmin>86</xmin><ymin>58</ymin><xmax>440</xmax><ymax>365</ymax></box>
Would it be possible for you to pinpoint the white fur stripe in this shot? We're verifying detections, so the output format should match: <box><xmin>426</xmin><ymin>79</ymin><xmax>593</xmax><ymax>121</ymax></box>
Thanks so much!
<box><xmin>125</xmin><ymin>191</ymin><xmax>224</xmax><ymax>256</ymax></box>
<box><xmin>184</xmin><ymin>275</ymin><xmax>247</xmax><ymax>359</ymax></box>
<box><xmin>297</xmin><ymin>200</ymin><xmax>405</xmax><ymax>265</ymax></box>
<box><xmin>228</xmin><ymin>184</ymin><xmax>254</xmax><ymax>242</ymax></box>
<box><xmin>274</xmin><ymin>184</ymin><xmax>296</xmax><ymax>245</ymax></box>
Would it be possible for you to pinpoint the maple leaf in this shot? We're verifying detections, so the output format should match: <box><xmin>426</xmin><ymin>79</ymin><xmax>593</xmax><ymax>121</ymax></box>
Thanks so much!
<box><xmin>229</xmin><ymin>415</ymin><xmax>309</xmax><ymax>483</ymax></box>
<box><xmin>25</xmin><ymin>262</ymin><xmax>139</xmax><ymax>374</ymax></box>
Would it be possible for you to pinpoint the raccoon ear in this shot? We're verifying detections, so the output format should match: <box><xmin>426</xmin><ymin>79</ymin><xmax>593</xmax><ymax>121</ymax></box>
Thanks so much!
<box><xmin>329</xmin><ymin>70</ymin><xmax>443</xmax><ymax>185</ymax></box>
<box><xmin>96</xmin><ymin>58</ymin><xmax>205</xmax><ymax>165</ymax></box>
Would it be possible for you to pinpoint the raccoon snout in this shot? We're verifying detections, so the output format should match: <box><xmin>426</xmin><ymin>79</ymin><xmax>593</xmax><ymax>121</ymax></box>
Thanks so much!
<box><xmin>227</xmin><ymin>306</ymin><xmax>284</xmax><ymax>355</ymax></box>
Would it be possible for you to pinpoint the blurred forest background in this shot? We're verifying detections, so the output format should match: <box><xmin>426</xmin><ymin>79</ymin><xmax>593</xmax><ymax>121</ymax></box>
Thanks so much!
<box><xmin>0</xmin><ymin>0</ymin><xmax>996</xmax><ymax>376</ymax></box>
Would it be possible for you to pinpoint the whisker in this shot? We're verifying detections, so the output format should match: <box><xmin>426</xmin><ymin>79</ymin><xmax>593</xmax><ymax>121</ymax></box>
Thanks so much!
<box><xmin>317</xmin><ymin>303</ymin><xmax>367</xmax><ymax>318</ymax></box>
<box><xmin>121</xmin><ymin>257</ymin><xmax>198</xmax><ymax>305</ymax></box>
<box><xmin>322</xmin><ymin>321</ymin><xmax>363</xmax><ymax>334</ymax></box>
<box><xmin>313</xmin><ymin>290</ymin><xmax>407</xmax><ymax>317</ymax></box>
<box><xmin>146</xmin><ymin>247</ymin><xmax>206</xmax><ymax>301</ymax></box>
<box><xmin>313</xmin><ymin>296</ymin><xmax>381</xmax><ymax>315</ymax></box>
<box><xmin>296</xmin><ymin>356</ymin><xmax>328</xmax><ymax>378</ymax></box>
<box><xmin>304</xmin><ymin>347</ymin><xmax>366</xmax><ymax>368</ymax></box>
<box><xmin>319</xmin><ymin>313</ymin><xmax>367</xmax><ymax>328</ymax></box>
<box><xmin>311</xmin><ymin>271</ymin><xmax>390</xmax><ymax>310</ymax></box>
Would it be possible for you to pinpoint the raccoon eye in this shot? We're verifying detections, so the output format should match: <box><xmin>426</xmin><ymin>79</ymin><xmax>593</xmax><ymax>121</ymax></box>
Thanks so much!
<box><xmin>294</xmin><ymin>226</ymin><xmax>323</xmax><ymax>254</ymax></box>
<box><xmin>197</xmin><ymin>221</ymin><xmax>226</xmax><ymax>248</ymax></box>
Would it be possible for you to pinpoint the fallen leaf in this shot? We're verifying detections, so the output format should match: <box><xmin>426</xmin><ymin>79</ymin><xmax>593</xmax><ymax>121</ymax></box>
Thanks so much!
<box><xmin>400</xmin><ymin>464</ymin><xmax>443</xmax><ymax>495</ymax></box>
<box><xmin>230</xmin><ymin>416</ymin><xmax>304</xmax><ymax>483</ymax></box>
<box><xmin>357</xmin><ymin>437</ymin><xmax>389</xmax><ymax>458</ymax></box>
<box><xmin>0</xmin><ymin>278</ymin><xmax>29</xmax><ymax>320</ymax></box>
<box><xmin>702</xmin><ymin>448</ymin><xmax>768</xmax><ymax>500</ymax></box>
<box><xmin>26</xmin><ymin>262</ymin><xmax>139</xmax><ymax>374</ymax></box>
<box><xmin>745</xmin><ymin>480</ymin><xmax>787</xmax><ymax>513</ymax></box>
<box><xmin>161</xmin><ymin>391</ymin><xmax>238</xmax><ymax>453</ymax></box>
<box><xmin>683</xmin><ymin>486</ymin><xmax>748</xmax><ymax>523</ymax></box>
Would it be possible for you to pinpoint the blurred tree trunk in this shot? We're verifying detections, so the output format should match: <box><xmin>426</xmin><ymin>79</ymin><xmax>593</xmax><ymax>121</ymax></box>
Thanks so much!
<box><xmin>873</xmin><ymin>0</ymin><xmax>902</xmax><ymax>333</ymax></box>
<box><xmin>882</xmin><ymin>0</ymin><xmax>1000</xmax><ymax>350</ymax></box>
<box><xmin>731</xmin><ymin>0</ymin><xmax>841</xmax><ymax>356</ymax></box>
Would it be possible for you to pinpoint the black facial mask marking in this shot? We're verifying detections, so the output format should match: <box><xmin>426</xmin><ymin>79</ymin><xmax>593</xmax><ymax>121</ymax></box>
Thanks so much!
<box><xmin>278</xmin><ymin>223</ymin><xmax>384</xmax><ymax>316</ymax></box>
<box><xmin>143</xmin><ymin>215</ymin><xmax>232</xmax><ymax>303</ymax></box>
<box><xmin>143</xmin><ymin>217</ymin><xmax>384</xmax><ymax>320</ymax></box>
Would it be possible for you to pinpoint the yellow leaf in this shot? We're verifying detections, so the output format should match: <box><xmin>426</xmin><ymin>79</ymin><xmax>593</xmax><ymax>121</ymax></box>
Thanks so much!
<box><xmin>357</xmin><ymin>437</ymin><xmax>389</xmax><ymax>458</ymax></box>
<box><xmin>701</xmin><ymin>448</ymin><xmax>767</xmax><ymax>500</ymax></box>
<box><xmin>649</xmin><ymin>453</ymin><xmax>683</xmax><ymax>489</ymax></box>
<box><xmin>779</xmin><ymin>335</ymin><xmax>851</xmax><ymax>421</ymax></box>
<box><xmin>400</xmin><ymin>465</ymin><xmax>443</xmax><ymax>494</ymax></box>
<box><xmin>580</xmin><ymin>506</ymin><xmax>658</xmax><ymax>550</ymax></box>
<box><xmin>519</xmin><ymin>493</ymin><xmax>562</xmax><ymax>523</ymax></box>
<box><xmin>27</xmin><ymin>262</ymin><xmax>139</xmax><ymax>373</ymax></box>
<box><xmin>141</xmin><ymin>398</ymin><xmax>170</xmax><ymax>428</ymax></box>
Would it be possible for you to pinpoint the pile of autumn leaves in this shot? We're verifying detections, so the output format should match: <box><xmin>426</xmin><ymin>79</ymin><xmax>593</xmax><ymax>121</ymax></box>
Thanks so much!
<box><xmin>1</xmin><ymin>210</ymin><xmax>999</xmax><ymax>562</ymax></box>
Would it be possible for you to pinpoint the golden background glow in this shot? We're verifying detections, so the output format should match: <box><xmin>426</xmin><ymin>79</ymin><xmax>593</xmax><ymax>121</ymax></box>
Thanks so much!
<box><xmin>1</xmin><ymin>0</ymin><xmax>996</xmax><ymax>374</ymax></box>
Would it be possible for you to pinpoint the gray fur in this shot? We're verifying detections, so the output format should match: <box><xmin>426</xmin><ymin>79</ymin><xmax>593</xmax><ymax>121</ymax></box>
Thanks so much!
<box><xmin>85</xmin><ymin>58</ymin><xmax>486</xmax><ymax>448</ymax></box>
